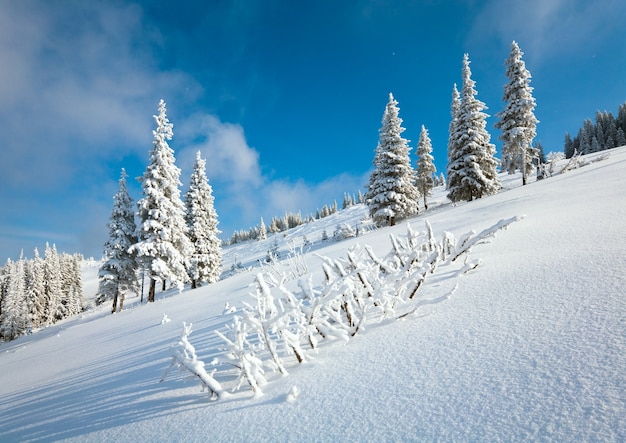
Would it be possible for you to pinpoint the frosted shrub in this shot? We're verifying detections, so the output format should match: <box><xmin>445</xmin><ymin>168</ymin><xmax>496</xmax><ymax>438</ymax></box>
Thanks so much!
<box><xmin>332</xmin><ymin>223</ymin><xmax>356</xmax><ymax>241</ymax></box>
<box><xmin>169</xmin><ymin>217</ymin><xmax>521</xmax><ymax>400</ymax></box>
<box><xmin>161</xmin><ymin>322</ymin><xmax>226</xmax><ymax>401</ymax></box>
<box><xmin>215</xmin><ymin>315</ymin><xmax>267</xmax><ymax>396</ymax></box>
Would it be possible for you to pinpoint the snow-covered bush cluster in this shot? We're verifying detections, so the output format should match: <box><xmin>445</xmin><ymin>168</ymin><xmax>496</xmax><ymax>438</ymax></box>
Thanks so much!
<box><xmin>166</xmin><ymin>217</ymin><xmax>521</xmax><ymax>399</ymax></box>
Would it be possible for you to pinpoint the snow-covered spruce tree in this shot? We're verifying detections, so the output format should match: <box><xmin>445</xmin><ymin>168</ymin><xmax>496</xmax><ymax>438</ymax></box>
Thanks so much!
<box><xmin>564</xmin><ymin>132</ymin><xmax>575</xmax><ymax>158</ymax></box>
<box><xmin>44</xmin><ymin>243</ymin><xmax>67</xmax><ymax>322</ymax></box>
<box><xmin>447</xmin><ymin>54</ymin><xmax>501</xmax><ymax>203</ymax></box>
<box><xmin>0</xmin><ymin>258</ymin><xmax>29</xmax><ymax>340</ymax></box>
<box><xmin>416</xmin><ymin>125</ymin><xmax>436</xmax><ymax>210</ymax></box>
<box><xmin>97</xmin><ymin>169</ymin><xmax>139</xmax><ymax>313</ymax></box>
<box><xmin>366</xmin><ymin>93</ymin><xmax>420</xmax><ymax>227</ymax></box>
<box><xmin>24</xmin><ymin>248</ymin><xmax>46</xmax><ymax>328</ymax></box>
<box><xmin>131</xmin><ymin>99</ymin><xmax>192</xmax><ymax>302</ymax></box>
<box><xmin>184</xmin><ymin>151</ymin><xmax>222</xmax><ymax>289</ymax></box>
<box><xmin>446</xmin><ymin>84</ymin><xmax>462</xmax><ymax>192</ymax></box>
<box><xmin>495</xmin><ymin>41</ymin><xmax>539</xmax><ymax>184</ymax></box>
<box><xmin>617</xmin><ymin>127</ymin><xmax>626</xmax><ymax>148</ymax></box>
<box><xmin>258</xmin><ymin>217</ymin><xmax>267</xmax><ymax>241</ymax></box>
<box><xmin>60</xmin><ymin>254</ymin><xmax>83</xmax><ymax>316</ymax></box>
<box><xmin>578</xmin><ymin>119</ymin><xmax>594</xmax><ymax>154</ymax></box>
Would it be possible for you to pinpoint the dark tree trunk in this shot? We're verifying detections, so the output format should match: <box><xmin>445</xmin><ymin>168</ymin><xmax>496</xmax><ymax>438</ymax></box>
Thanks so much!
<box><xmin>148</xmin><ymin>278</ymin><xmax>156</xmax><ymax>303</ymax></box>
<box><xmin>111</xmin><ymin>288</ymin><xmax>118</xmax><ymax>314</ymax></box>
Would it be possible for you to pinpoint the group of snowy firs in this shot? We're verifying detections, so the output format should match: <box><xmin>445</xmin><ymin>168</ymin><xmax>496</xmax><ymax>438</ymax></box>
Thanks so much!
<box><xmin>367</xmin><ymin>43</ymin><xmax>626</xmax><ymax>228</ymax></box>
<box><xmin>369</xmin><ymin>42</ymin><xmax>536</xmax><ymax>227</ymax></box>
<box><xmin>0</xmin><ymin>246</ymin><xmax>83</xmax><ymax>340</ymax></box>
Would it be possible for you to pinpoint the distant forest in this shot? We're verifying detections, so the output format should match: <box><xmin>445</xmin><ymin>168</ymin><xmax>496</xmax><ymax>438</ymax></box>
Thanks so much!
<box><xmin>564</xmin><ymin>102</ymin><xmax>626</xmax><ymax>157</ymax></box>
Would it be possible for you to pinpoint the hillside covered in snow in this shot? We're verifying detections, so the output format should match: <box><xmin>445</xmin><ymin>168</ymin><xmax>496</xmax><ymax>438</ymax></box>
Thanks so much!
<box><xmin>1</xmin><ymin>148</ymin><xmax>625</xmax><ymax>442</ymax></box>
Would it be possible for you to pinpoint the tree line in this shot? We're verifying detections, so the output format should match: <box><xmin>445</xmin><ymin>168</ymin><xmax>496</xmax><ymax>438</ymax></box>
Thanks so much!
<box><xmin>564</xmin><ymin>102</ymin><xmax>626</xmax><ymax>158</ymax></box>
<box><xmin>0</xmin><ymin>246</ymin><xmax>83</xmax><ymax>341</ymax></box>
<box><xmin>227</xmin><ymin>191</ymin><xmax>369</xmax><ymax>246</ymax></box>
<box><xmin>366</xmin><ymin>42</ymin><xmax>537</xmax><ymax>226</ymax></box>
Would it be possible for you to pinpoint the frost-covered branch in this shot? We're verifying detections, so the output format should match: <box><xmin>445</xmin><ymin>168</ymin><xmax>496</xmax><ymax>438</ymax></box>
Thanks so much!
<box><xmin>448</xmin><ymin>216</ymin><xmax>524</xmax><ymax>263</ymax></box>
<box><xmin>162</xmin><ymin>322</ymin><xmax>227</xmax><ymax>401</ymax></box>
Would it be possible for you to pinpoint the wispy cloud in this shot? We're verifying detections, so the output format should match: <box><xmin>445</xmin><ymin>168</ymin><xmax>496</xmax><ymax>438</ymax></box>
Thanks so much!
<box><xmin>0</xmin><ymin>2</ymin><xmax>198</xmax><ymax>190</ymax></box>
<box><xmin>176</xmin><ymin>113</ymin><xmax>368</xmax><ymax>235</ymax></box>
<box><xmin>177</xmin><ymin>114</ymin><xmax>263</xmax><ymax>189</ymax></box>
<box><xmin>468</xmin><ymin>0</ymin><xmax>626</xmax><ymax>64</ymax></box>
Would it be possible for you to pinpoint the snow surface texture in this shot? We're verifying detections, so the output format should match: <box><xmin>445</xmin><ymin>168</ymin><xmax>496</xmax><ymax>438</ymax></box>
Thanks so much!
<box><xmin>1</xmin><ymin>148</ymin><xmax>625</xmax><ymax>442</ymax></box>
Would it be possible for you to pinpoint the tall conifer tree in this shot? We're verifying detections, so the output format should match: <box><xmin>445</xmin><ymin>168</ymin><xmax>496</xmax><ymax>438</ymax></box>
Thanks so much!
<box><xmin>366</xmin><ymin>93</ymin><xmax>419</xmax><ymax>226</ymax></box>
<box><xmin>447</xmin><ymin>54</ymin><xmax>500</xmax><ymax>202</ymax></box>
<box><xmin>132</xmin><ymin>99</ymin><xmax>192</xmax><ymax>302</ymax></box>
<box><xmin>44</xmin><ymin>243</ymin><xmax>65</xmax><ymax>322</ymax></box>
<box><xmin>98</xmin><ymin>169</ymin><xmax>139</xmax><ymax>312</ymax></box>
<box><xmin>184</xmin><ymin>151</ymin><xmax>222</xmax><ymax>288</ymax></box>
<box><xmin>495</xmin><ymin>41</ymin><xmax>539</xmax><ymax>184</ymax></box>
<box><xmin>447</xmin><ymin>84</ymin><xmax>462</xmax><ymax>192</ymax></box>
<box><xmin>416</xmin><ymin>125</ymin><xmax>436</xmax><ymax>210</ymax></box>
<box><xmin>0</xmin><ymin>259</ymin><xmax>28</xmax><ymax>340</ymax></box>
<box><xmin>25</xmin><ymin>248</ymin><xmax>46</xmax><ymax>328</ymax></box>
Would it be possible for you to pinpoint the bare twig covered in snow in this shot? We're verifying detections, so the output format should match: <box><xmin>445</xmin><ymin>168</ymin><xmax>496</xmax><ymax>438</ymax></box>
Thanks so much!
<box><xmin>161</xmin><ymin>322</ymin><xmax>227</xmax><ymax>401</ymax></box>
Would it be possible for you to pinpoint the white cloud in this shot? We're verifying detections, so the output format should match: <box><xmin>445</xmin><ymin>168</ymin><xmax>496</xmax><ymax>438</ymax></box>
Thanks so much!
<box><xmin>177</xmin><ymin>114</ymin><xmax>263</xmax><ymax>189</ymax></box>
<box><xmin>0</xmin><ymin>1</ymin><xmax>199</xmax><ymax>189</ymax></box>
<box><xmin>175</xmin><ymin>113</ymin><xmax>369</xmax><ymax>236</ymax></box>
<box><xmin>468</xmin><ymin>0</ymin><xmax>626</xmax><ymax>63</ymax></box>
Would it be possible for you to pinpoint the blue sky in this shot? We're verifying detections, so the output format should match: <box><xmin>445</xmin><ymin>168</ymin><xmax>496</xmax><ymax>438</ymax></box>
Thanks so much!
<box><xmin>1</xmin><ymin>0</ymin><xmax>625</xmax><ymax>261</ymax></box>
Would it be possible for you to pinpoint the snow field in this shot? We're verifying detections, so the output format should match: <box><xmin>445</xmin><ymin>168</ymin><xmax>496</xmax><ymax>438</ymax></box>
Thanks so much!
<box><xmin>0</xmin><ymin>148</ymin><xmax>625</xmax><ymax>442</ymax></box>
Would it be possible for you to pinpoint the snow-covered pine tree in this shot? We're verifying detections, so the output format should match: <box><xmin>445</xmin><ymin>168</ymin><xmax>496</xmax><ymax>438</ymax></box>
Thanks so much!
<box><xmin>60</xmin><ymin>254</ymin><xmax>83</xmax><ymax>316</ymax></box>
<box><xmin>618</xmin><ymin>103</ymin><xmax>626</xmax><ymax>137</ymax></box>
<box><xmin>495</xmin><ymin>41</ymin><xmax>539</xmax><ymax>184</ymax></box>
<box><xmin>24</xmin><ymin>248</ymin><xmax>46</xmax><ymax>328</ymax></box>
<box><xmin>564</xmin><ymin>132</ymin><xmax>575</xmax><ymax>158</ymax></box>
<box><xmin>415</xmin><ymin>125</ymin><xmax>436</xmax><ymax>210</ymax></box>
<box><xmin>605</xmin><ymin>116</ymin><xmax>618</xmax><ymax>150</ymax></box>
<box><xmin>0</xmin><ymin>258</ymin><xmax>29</xmax><ymax>340</ymax></box>
<box><xmin>366</xmin><ymin>93</ymin><xmax>420</xmax><ymax>226</ymax></box>
<box><xmin>447</xmin><ymin>54</ymin><xmax>501</xmax><ymax>202</ymax></box>
<box><xmin>578</xmin><ymin>119</ymin><xmax>594</xmax><ymax>154</ymax></box>
<box><xmin>258</xmin><ymin>217</ymin><xmax>267</xmax><ymax>241</ymax></box>
<box><xmin>617</xmin><ymin>127</ymin><xmax>626</xmax><ymax>148</ymax></box>
<box><xmin>132</xmin><ymin>99</ymin><xmax>192</xmax><ymax>302</ymax></box>
<box><xmin>69</xmin><ymin>254</ymin><xmax>83</xmax><ymax>315</ymax></box>
<box><xmin>446</xmin><ymin>84</ymin><xmax>462</xmax><ymax>192</ymax></box>
<box><xmin>44</xmin><ymin>243</ymin><xmax>67</xmax><ymax>322</ymax></box>
<box><xmin>184</xmin><ymin>151</ymin><xmax>222</xmax><ymax>289</ymax></box>
<box><xmin>98</xmin><ymin>169</ymin><xmax>139</xmax><ymax>313</ymax></box>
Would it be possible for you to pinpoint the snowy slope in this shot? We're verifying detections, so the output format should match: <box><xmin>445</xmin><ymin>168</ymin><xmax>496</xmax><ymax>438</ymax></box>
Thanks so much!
<box><xmin>1</xmin><ymin>148</ymin><xmax>625</xmax><ymax>442</ymax></box>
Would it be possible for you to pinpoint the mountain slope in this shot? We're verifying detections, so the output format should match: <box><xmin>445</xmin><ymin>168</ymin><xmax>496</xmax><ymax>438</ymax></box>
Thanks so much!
<box><xmin>1</xmin><ymin>148</ymin><xmax>625</xmax><ymax>442</ymax></box>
